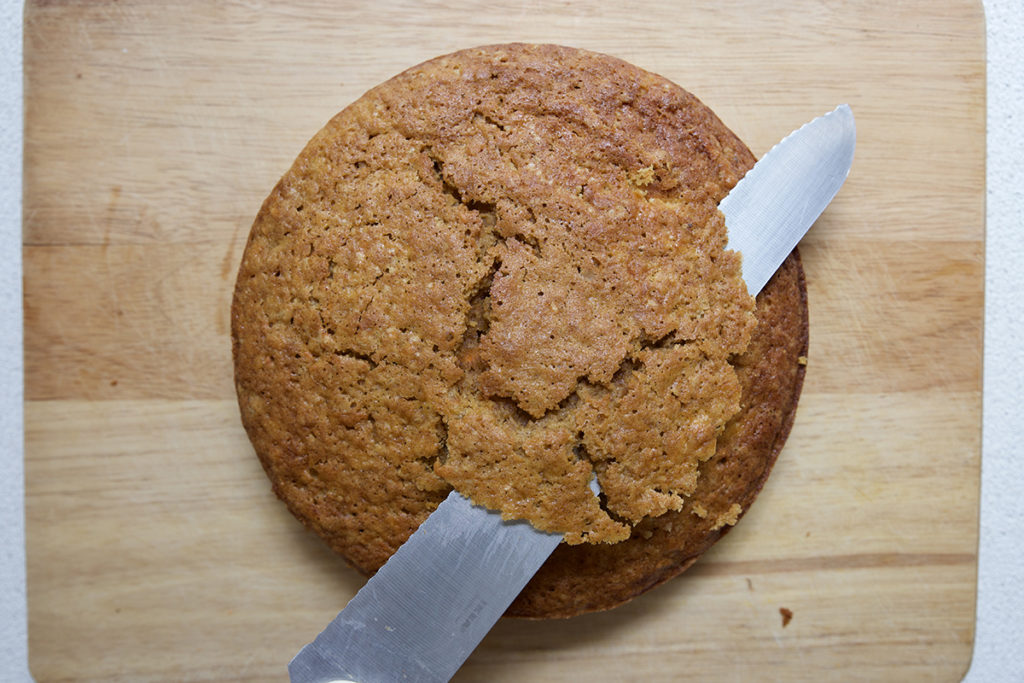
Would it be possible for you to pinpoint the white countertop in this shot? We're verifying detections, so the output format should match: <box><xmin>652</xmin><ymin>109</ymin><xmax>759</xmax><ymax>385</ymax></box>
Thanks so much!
<box><xmin>2</xmin><ymin>0</ymin><xmax>1021</xmax><ymax>679</ymax></box>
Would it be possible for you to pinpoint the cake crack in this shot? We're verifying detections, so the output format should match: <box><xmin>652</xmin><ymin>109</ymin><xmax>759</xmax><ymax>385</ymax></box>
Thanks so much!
<box><xmin>332</xmin><ymin>347</ymin><xmax>379</xmax><ymax>369</ymax></box>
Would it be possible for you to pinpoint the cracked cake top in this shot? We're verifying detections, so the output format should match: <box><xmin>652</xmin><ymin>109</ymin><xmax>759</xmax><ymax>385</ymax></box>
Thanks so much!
<box><xmin>232</xmin><ymin>43</ymin><xmax>760</xmax><ymax>553</ymax></box>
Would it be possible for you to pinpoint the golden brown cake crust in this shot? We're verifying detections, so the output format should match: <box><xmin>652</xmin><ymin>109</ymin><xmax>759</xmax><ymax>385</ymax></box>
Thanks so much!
<box><xmin>507</xmin><ymin>251</ymin><xmax>807</xmax><ymax>617</ymax></box>
<box><xmin>232</xmin><ymin>43</ymin><xmax>808</xmax><ymax>617</ymax></box>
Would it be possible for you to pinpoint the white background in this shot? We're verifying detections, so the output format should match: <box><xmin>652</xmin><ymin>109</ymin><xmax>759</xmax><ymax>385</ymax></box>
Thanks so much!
<box><xmin>2</xmin><ymin>0</ymin><xmax>1021</xmax><ymax>679</ymax></box>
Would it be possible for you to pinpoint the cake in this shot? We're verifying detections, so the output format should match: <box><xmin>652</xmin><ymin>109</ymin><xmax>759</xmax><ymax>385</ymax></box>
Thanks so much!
<box><xmin>231</xmin><ymin>43</ymin><xmax>808</xmax><ymax>618</ymax></box>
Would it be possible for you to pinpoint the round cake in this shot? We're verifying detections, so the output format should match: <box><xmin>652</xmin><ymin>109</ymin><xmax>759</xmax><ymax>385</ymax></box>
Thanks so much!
<box><xmin>231</xmin><ymin>43</ymin><xmax>808</xmax><ymax>618</ymax></box>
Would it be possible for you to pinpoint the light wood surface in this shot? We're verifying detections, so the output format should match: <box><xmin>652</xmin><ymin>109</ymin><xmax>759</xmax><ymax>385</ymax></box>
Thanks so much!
<box><xmin>23</xmin><ymin>1</ymin><xmax>984</xmax><ymax>680</ymax></box>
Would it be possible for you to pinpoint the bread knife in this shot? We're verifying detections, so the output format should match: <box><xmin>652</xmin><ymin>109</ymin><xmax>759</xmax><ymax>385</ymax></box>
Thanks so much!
<box><xmin>288</xmin><ymin>104</ymin><xmax>856</xmax><ymax>683</ymax></box>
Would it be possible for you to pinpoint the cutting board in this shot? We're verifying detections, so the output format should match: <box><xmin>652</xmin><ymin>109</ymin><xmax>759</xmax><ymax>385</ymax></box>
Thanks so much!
<box><xmin>23</xmin><ymin>1</ymin><xmax>984</xmax><ymax>680</ymax></box>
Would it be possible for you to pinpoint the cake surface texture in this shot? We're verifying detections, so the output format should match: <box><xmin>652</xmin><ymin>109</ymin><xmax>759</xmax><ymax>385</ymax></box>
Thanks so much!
<box><xmin>231</xmin><ymin>43</ymin><xmax>808</xmax><ymax>617</ymax></box>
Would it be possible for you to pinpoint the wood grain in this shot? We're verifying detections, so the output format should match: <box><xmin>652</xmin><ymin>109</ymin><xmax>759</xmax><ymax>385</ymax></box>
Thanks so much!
<box><xmin>24</xmin><ymin>0</ymin><xmax>984</xmax><ymax>681</ymax></box>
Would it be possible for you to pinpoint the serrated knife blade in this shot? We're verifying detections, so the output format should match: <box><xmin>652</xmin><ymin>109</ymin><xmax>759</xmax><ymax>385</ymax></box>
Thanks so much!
<box><xmin>723</xmin><ymin>104</ymin><xmax>856</xmax><ymax>296</ymax></box>
<box><xmin>288</xmin><ymin>104</ymin><xmax>856</xmax><ymax>683</ymax></box>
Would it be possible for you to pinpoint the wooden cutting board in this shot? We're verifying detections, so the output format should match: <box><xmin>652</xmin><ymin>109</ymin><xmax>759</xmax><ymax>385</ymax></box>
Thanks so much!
<box><xmin>23</xmin><ymin>1</ymin><xmax>984</xmax><ymax>680</ymax></box>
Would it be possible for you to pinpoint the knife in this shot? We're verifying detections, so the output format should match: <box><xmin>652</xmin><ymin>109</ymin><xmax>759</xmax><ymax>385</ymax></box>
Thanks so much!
<box><xmin>288</xmin><ymin>104</ymin><xmax>856</xmax><ymax>683</ymax></box>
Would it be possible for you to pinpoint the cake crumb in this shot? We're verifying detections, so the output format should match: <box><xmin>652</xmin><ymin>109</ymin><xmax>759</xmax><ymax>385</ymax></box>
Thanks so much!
<box><xmin>779</xmin><ymin>607</ymin><xmax>793</xmax><ymax>627</ymax></box>
<box><xmin>711</xmin><ymin>503</ymin><xmax>742</xmax><ymax>530</ymax></box>
<box><xmin>797</xmin><ymin>355</ymin><xmax>808</xmax><ymax>365</ymax></box>
<box><xmin>627</xmin><ymin>165</ymin><xmax>656</xmax><ymax>187</ymax></box>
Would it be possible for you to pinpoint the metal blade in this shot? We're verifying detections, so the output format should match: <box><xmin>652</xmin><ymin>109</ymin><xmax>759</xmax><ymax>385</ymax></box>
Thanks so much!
<box><xmin>721</xmin><ymin>104</ymin><xmax>856</xmax><ymax>296</ymax></box>
<box><xmin>288</xmin><ymin>490</ymin><xmax>561</xmax><ymax>683</ymax></box>
<box><xmin>288</xmin><ymin>106</ymin><xmax>856</xmax><ymax>683</ymax></box>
